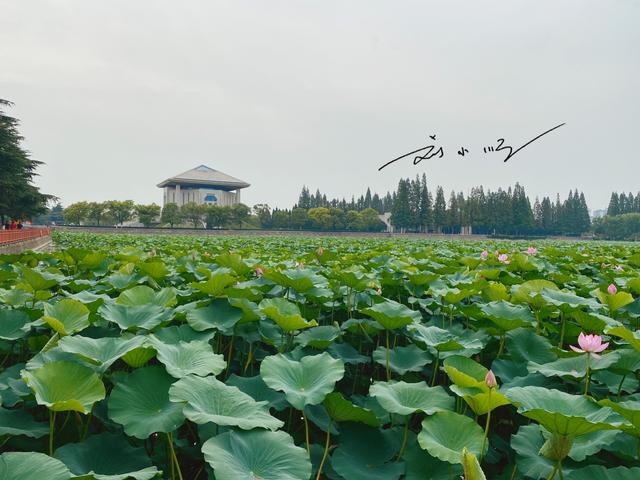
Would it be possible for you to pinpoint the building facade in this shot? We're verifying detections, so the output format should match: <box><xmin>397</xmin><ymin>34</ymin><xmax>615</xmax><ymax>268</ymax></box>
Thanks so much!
<box><xmin>157</xmin><ymin>165</ymin><xmax>250</xmax><ymax>207</ymax></box>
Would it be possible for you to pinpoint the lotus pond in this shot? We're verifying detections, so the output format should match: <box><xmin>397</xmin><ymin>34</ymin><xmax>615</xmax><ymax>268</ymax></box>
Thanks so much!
<box><xmin>0</xmin><ymin>231</ymin><xmax>639</xmax><ymax>479</ymax></box>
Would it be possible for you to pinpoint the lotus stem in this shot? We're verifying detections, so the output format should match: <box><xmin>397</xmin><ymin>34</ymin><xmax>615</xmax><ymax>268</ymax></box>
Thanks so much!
<box><xmin>616</xmin><ymin>374</ymin><xmax>626</xmax><ymax>399</ymax></box>
<box><xmin>167</xmin><ymin>432</ymin><xmax>184</xmax><ymax>480</ymax></box>
<box><xmin>558</xmin><ymin>313</ymin><xmax>565</xmax><ymax>349</ymax></box>
<box><xmin>396</xmin><ymin>417</ymin><xmax>410</xmax><ymax>461</ymax></box>
<box><xmin>546</xmin><ymin>460</ymin><xmax>563</xmax><ymax>480</ymax></box>
<box><xmin>49</xmin><ymin>410</ymin><xmax>56</xmax><ymax>456</ymax></box>
<box><xmin>430</xmin><ymin>351</ymin><xmax>440</xmax><ymax>387</ymax></box>
<box><xmin>480</xmin><ymin>391</ymin><xmax>492</xmax><ymax>461</ymax></box>
<box><xmin>385</xmin><ymin>330</ymin><xmax>391</xmax><ymax>381</ymax></box>
<box><xmin>315</xmin><ymin>420</ymin><xmax>332</xmax><ymax>480</ymax></box>
<box><xmin>243</xmin><ymin>343</ymin><xmax>253</xmax><ymax>374</ymax></box>
<box><xmin>497</xmin><ymin>334</ymin><xmax>506</xmax><ymax>358</ymax></box>
<box><xmin>584</xmin><ymin>355</ymin><xmax>591</xmax><ymax>396</ymax></box>
<box><xmin>302</xmin><ymin>411</ymin><xmax>310</xmax><ymax>455</ymax></box>
<box><xmin>509</xmin><ymin>464</ymin><xmax>518</xmax><ymax>480</ymax></box>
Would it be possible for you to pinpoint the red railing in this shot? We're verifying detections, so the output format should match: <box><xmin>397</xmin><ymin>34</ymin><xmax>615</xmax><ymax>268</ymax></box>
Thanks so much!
<box><xmin>0</xmin><ymin>228</ymin><xmax>51</xmax><ymax>246</ymax></box>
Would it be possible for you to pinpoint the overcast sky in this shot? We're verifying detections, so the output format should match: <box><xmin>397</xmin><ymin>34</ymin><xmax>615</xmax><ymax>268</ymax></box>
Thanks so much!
<box><xmin>1</xmin><ymin>0</ymin><xmax>638</xmax><ymax>211</ymax></box>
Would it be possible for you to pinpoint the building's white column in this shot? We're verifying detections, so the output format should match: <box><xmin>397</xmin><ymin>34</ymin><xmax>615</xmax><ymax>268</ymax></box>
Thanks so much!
<box><xmin>236</xmin><ymin>189</ymin><xmax>241</xmax><ymax>204</ymax></box>
<box><xmin>175</xmin><ymin>184</ymin><xmax>181</xmax><ymax>206</ymax></box>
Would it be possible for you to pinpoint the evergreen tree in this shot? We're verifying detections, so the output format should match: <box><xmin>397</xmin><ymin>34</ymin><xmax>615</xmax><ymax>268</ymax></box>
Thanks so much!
<box><xmin>390</xmin><ymin>179</ymin><xmax>412</xmax><ymax>232</ymax></box>
<box><xmin>418</xmin><ymin>174</ymin><xmax>432</xmax><ymax>232</ymax></box>
<box><xmin>0</xmin><ymin>99</ymin><xmax>52</xmax><ymax>222</ymax></box>
<box><xmin>607</xmin><ymin>192</ymin><xmax>620</xmax><ymax>216</ymax></box>
<box><xmin>433</xmin><ymin>186</ymin><xmax>447</xmax><ymax>233</ymax></box>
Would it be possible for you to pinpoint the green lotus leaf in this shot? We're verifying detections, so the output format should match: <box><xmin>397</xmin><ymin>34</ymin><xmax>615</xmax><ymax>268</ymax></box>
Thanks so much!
<box><xmin>150</xmin><ymin>324</ymin><xmax>214</xmax><ymax>344</ymax></box>
<box><xmin>116</xmin><ymin>285</ymin><xmax>176</xmax><ymax>307</ymax></box>
<box><xmin>214</xmin><ymin>252</ymin><xmax>251</xmax><ymax>275</ymax></box>
<box><xmin>330</xmin><ymin>423</ymin><xmax>404</xmax><ymax>480</ymax></box>
<box><xmin>593</xmin><ymin>289</ymin><xmax>635</xmax><ymax>312</ymax></box>
<box><xmin>228</xmin><ymin>297</ymin><xmax>263</xmax><ymax>323</ymax></box>
<box><xmin>369</xmin><ymin>381</ymin><xmax>454</xmax><ymax>416</ymax></box>
<box><xmin>564</xmin><ymin>429</ymin><xmax>621</xmax><ymax>461</ymax></box>
<box><xmin>598</xmin><ymin>399</ymin><xmax>640</xmax><ymax>434</ymax></box>
<box><xmin>226</xmin><ymin>374</ymin><xmax>288</xmax><ymax>411</ymax></box>
<box><xmin>506</xmin><ymin>386</ymin><xmax>627</xmax><ymax>436</ymax></box>
<box><xmin>153</xmin><ymin>340</ymin><xmax>225</xmax><ymax>378</ymax></box>
<box><xmin>327</xmin><ymin>341</ymin><xmax>369</xmax><ymax>364</ymax></box>
<box><xmin>540</xmin><ymin>288</ymin><xmax>599</xmax><ymax>311</ymax></box>
<box><xmin>528</xmin><ymin>352</ymin><xmax>620</xmax><ymax>379</ymax></box>
<box><xmin>0</xmin><ymin>407</ymin><xmax>49</xmax><ymax>438</ymax></box>
<box><xmin>564</xmin><ymin>465</ymin><xmax>640</xmax><ymax>480</ymax></box>
<box><xmin>21</xmin><ymin>361</ymin><xmax>105</xmax><ymax>413</ymax></box>
<box><xmin>63</xmin><ymin>290</ymin><xmax>110</xmax><ymax>313</ymax></box>
<box><xmin>169</xmin><ymin>374</ymin><xmax>283</xmax><ymax>430</ymax></box>
<box><xmin>443</xmin><ymin>355</ymin><xmax>487</xmax><ymax>388</ymax></box>
<box><xmin>404</xmin><ymin>438</ymin><xmax>462</xmax><ymax>480</ymax></box>
<box><xmin>511</xmin><ymin>279</ymin><xmax>558</xmax><ymax>308</ymax></box>
<box><xmin>0</xmin><ymin>309</ymin><xmax>31</xmax><ymax>340</ymax></box>
<box><xmin>264</xmin><ymin>268</ymin><xmax>327</xmax><ymax>293</ymax></box>
<box><xmin>259</xmin><ymin>298</ymin><xmax>318</xmax><ymax>332</ymax></box>
<box><xmin>0</xmin><ymin>452</ymin><xmax>72</xmax><ymax>480</ymax></box>
<box><xmin>448</xmin><ymin>384</ymin><xmax>511</xmax><ymax>416</ymax></box>
<box><xmin>121</xmin><ymin>346</ymin><xmax>156</xmax><ymax>368</ymax></box>
<box><xmin>506</xmin><ymin>327</ymin><xmax>556</xmax><ymax>364</ymax></box>
<box><xmin>190</xmin><ymin>272</ymin><xmax>236</xmax><ymax>296</ymax></box>
<box><xmin>481</xmin><ymin>281</ymin><xmax>509</xmax><ymax>302</ymax></box>
<box><xmin>57</xmin><ymin>335</ymin><xmax>146</xmax><ymax>372</ymax></box>
<box><xmin>606</xmin><ymin>325</ymin><xmax>640</xmax><ymax>351</ymax></box>
<box><xmin>372</xmin><ymin>344</ymin><xmax>432</xmax><ymax>375</ymax></box>
<box><xmin>137</xmin><ymin>260</ymin><xmax>169</xmax><ymax>280</ymax></box>
<box><xmin>42</xmin><ymin>299</ymin><xmax>91</xmax><ymax>336</ymax></box>
<box><xmin>0</xmin><ymin>287</ymin><xmax>32</xmax><ymax>306</ymax></box>
<box><xmin>21</xmin><ymin>267</ymin><xmax>59</xmax><ymax>291</ymax></box>
<box><xmin>511</xmin><ymin>424</ymin><xmax>555</xmax><ymax>479</ymax></box>
<box><xmin>107</xmin><ymin>365</ymin><xmax>185</xmax><ymax>438</ymax></box>
<box><xmin>417</xmin><ymin>411</ymin><xmax>485</xmax><ymax>464</ymax></box>
<box><xmin>361</xmin><ymin>299</ymin><xmax>421</xmax><ymax>330</ymax></box>
<box><xmin>54</xmin><ymin>432</ymin><xmax>161</xmax><ymax>480</ymax></box>
<box><xmin>323</xmin><ymin>391</ymin><xmax>379</xmax><ymax>426</ymax></box>
<box><xmin>295</xmin><ymin>325</ymin><xmax>341</xmax><ymax>349</ymax></box>
<box><xmin>186</xmin><ymin>298</ymin><xmax>243</xmax><ymax>333</ymax></box>
<box><xmin>260</xmin><ymin>352</ymin><xmax>345</xmax><ymax>410</ymax></box>
<box><xmin>98</xmin><ymin>303</ymin><xmax>173</xmax><ymax>331</ymax></box>
<box><xmin>202</xmin><ymin>430</ymin><xmax>311</xmax><ymax>480</ymax></box>
<box><xmin>407</xmin><ymin>324</ymin><xmax>464</xmax><ymax>353</ymax></box>
<box><xmin>478</xmin><ymin>300</ymin><xmax>535</xmax><ymax>331</ymax></box>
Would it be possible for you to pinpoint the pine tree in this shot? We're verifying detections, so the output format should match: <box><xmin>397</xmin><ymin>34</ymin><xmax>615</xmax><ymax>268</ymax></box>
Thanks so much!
<box><xmin>433</xmin><ymin>186</ymin><xmax>447</xmax><ymax>233</ymax></box>
<box><xmin>418</xmin><ymin>174</ymin><xmax>432</xmax><ymax>232</ymax></box>
<box><xmin>607</xmin><ymin>192</ymin><xmax>620</xmax><ymax>216</ymax></box>
<box><xmin>390</xmin><ymin>179</ymin><xmax>412</xmax><ymax>232</ymax></box>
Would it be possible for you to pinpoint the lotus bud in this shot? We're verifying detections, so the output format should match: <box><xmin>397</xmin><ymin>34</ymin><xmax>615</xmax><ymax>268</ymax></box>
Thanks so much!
<box><xmin>480</xmin><ymin>250</ymin><xmax>489</xmax><ymax>259</ymax></box>
<box><xmin>484</xmin><ymin>370</ymin><xmax>497</xmax><ymax>389</ymax></box>
<box><xmin>607</xmin><ymin>284</ymin><xmax>617</xmax><ymax>295</ymax></box>
<box><xmin>317</xmin><ymin>247</ymin><xmax>324</xmax><ymax>256</ymax></box>
<box><xmin>255</xmin><ymin>266</ymin><xmax>264</xmax><ymax>277</ymax></box>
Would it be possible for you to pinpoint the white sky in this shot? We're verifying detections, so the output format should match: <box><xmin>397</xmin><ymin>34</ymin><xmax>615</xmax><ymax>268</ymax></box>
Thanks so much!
<box><xmin>1</xmin><ymin>0</ymin><xmax>638</xmax><ymax>211</ymax></box>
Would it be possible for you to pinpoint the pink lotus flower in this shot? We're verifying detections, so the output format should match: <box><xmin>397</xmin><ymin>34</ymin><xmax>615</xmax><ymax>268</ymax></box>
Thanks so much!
<box><xmin>485</xmin><ymin>370</ymin><xmax>497</xmax><ymax>389</ymax></box>
<box><xmin>607</xmin><ymin>284</ymin><xmax>617</xmax><ymax>295</ymax></box>
<box><xmin>498</xmin><ymin>254</ymin><xmax>510</xmax><ymax>264</ymax></box>
<box><xmin>570</xmin><ymin>332</ymin><xmax>609</xmax><ymax>359</ymax></box>
<box><xmin>255</xmin><ymin>266</ymin><xmax>264</xmax><ymax>277</ymax></box>
<box><xmin>481</xmin><ymin>250</ymin><xmax>489</xmax><ymax>259</ymax></box>
<box><xmin>527</xmin><ymin>246</ymin><xmax>537</xmax><ymax>255</ymax></box>
<box><xmin>317</xmin><ymin>247</ymin><xmax>324</xmax><ymax>256</ymax></box>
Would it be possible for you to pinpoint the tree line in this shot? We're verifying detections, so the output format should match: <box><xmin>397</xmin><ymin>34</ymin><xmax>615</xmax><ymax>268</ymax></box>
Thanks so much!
<box><xmin>606</xmin><ymin>191</ymin><xmax>640</xmax><ymax>216</ymax></box>
<box><xmin>0</xmin><ymin>99</ymin><xmax>52</xmax><ymax>224</ymax></box>
<box><xmin>62</xmin><ymin>201</ymin><xmax>252</xmax><ymax>229</ymax></box>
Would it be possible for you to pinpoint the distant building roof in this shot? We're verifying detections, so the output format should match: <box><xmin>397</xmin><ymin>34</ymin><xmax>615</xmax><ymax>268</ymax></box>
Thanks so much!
<box><xmin>157</xmin><ymin>165</ymin><xmax>250</xmax><ymax>190</ymax></box>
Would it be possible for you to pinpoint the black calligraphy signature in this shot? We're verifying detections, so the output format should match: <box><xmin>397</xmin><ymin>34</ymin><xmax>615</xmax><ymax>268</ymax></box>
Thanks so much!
<box><xmin>378</xmin><ymin>123</ymin><xmax>565</xmax><ymax>171</ymax></box>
